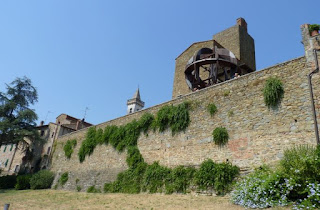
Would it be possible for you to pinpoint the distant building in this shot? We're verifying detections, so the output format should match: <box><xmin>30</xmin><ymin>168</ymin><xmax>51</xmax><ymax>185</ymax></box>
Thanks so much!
<box><xmin>127</xmin><ymin>88</ymin><xmax>145</xmax><ymax>114</ymax></box>
<box><xmin>0</xmin><ymin>114</ymin><xmax>92</xmax><ymax>175</ymax></box>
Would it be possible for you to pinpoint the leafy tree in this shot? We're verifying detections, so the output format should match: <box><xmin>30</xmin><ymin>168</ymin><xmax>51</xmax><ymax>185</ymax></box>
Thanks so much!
<box><xmin>0</xmin><ymin>76</ymin><xmax>39</xmax><ymax>146</ymax></box>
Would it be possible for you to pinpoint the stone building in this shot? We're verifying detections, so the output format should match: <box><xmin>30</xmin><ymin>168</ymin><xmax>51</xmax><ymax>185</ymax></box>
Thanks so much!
<box><xmin>0</xmin><ymin>114</ymin><xmax>92</xmax><ymax>175</ymax></box>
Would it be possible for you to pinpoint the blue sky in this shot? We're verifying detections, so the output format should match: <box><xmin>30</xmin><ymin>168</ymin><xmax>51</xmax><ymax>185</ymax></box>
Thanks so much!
<box><xmin>0</xmin><ymin>1</ymin><xmax>319</xmax><ymax>125</ymax></box>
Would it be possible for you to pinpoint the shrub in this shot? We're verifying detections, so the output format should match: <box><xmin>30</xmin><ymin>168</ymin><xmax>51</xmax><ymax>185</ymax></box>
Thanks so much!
<box><xmin>15</xmin><ymin>174</ymin><xmax>32</xmax><ymax>190</ymax></box>
<box><xmin>280</xmin><ymin>145</ymin><xmax>320</xmax><ymax>200</ymax></box>
<box><xmin>212</xmin><ymin>127</ymin><xmax>229</xmax><ymax>146</ymax></box>
<box><xmin>213</xmin><ymin>162</ymin><xmax>239</xmax><ymax>195</ymax></box>
<box><xmin>207</xmin><ymin>103</ymin><xmax>217</xmax><ymax>116</ymax></box>
<box><xmin>59</xmin><ymin>172</ymin><xmax>68</xmax><ymax>186</ymax></box>
<box><xmin>165</xmin><ymin>166</ymin><xmax>196</xmax><ymax>194</ymax></box>
<box><xmin>30</xmin><ymin>170</ymin><xmax>54</xmax><ymax>190</ymax></box>
<box><xmin>195</xmin><ymin>159</ymin><xmax>216</xmax><ymax>190</ymax></box>
<box><xmin>0</xmin><ymin>175</ymin><xmax>17</xmax><ymax>189</ymax></box>
<box><xmin>142</xmin><ymin>162</ymin><xmax>170</xmax><ymax>193</ymax></box>
<box><xmin>231</xmin><ymin>167</ymin><xmax>292</xmax><ymax>208</ymax></box>
<box><xmin>63</xmin><ymin>139</ymin><xmax>77</xmax><ymax>159</ymax></box>
<box><xmin>76</xmin><ymin>185</ymin><xmax>81</xmax><ymax>192</ymax></box>
<box><xmin>87</xmin><ymin>185</ymin><xmax>101</xmax><ymax>193</ymax></box>
<box><xmin>309</xmin><ymin>24</ymin><xmax>320</xmax><ymax>33</ymax></box>
<box><xmin>263</xmin><ymin>77</ymin><xmax>284</xmax><ymax>108</ymax></box>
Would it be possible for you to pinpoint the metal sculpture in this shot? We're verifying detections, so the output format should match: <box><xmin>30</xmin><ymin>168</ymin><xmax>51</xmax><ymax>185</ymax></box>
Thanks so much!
<box><xmin>185</xmin><ymin>44</ymin><xmax>239</xmax><ymax>91</ymax></box>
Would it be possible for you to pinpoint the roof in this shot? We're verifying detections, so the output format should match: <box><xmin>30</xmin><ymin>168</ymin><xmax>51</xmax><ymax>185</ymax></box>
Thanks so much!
<box><xmin>132</xmin><ymin>88</ymin><xmax>141</xmax><ymax>100</ymax></box>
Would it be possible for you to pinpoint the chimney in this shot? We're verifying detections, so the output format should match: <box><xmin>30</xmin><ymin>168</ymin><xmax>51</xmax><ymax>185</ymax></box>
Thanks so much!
<box><xmin>237</xmin><ymin>17</ymin><xmax>247</xmax><ymax>32</ymax></box>
<box><xmin>40</xmin><ymin>121</ymin><xmax>44</xmax><ymax>126</ymax></box>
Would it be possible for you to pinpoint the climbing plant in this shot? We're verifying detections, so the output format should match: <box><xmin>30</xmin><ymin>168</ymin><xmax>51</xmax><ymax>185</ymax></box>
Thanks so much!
<box><xmin>78</xmin><ymin>102</ymin><xmax>190</xmax><ymax>163</ymax></box>
<box><xmin>263</xmin><ymin>77</ymin><xmax>284</xmax><ymax>109</ymax></box>
<box><xmin>63</xmin><ymin>139</ymin><xmax>77</xmax><ymax>159</ymax></box>
<box><xmin>212</xmin><ymin>127</ymin><xmax>229</xmax><ymax>146</ymax></box>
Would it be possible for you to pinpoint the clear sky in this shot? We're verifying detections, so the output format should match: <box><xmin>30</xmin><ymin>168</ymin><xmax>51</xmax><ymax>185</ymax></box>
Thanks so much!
<box><xmin>0</xmin><ymin>0</ymin><xmax>319</xmax><ymax>125</ymax></box>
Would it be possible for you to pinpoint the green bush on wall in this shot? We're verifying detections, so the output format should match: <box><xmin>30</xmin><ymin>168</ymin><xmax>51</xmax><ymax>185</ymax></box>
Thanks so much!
<box><xmin>59</xmin><ymin>172</ymin><xmax>69</xmax><ymax>186</ymax></box>
<box><xmin>263</xmin><ymin>77</ymin><xmax>284</xmax><ymax>109</ymax></box>
<box><xmin>207</xmin><ymin>103</ymin><xmax>217</xmax><ymax>116</ymax></box>
<box><xmin>212</xmin><ymin>127</ymin><xmax>229</xmax><ymax>146</ymax></box>
<box><xmin>63</xmin><ymin>139</ymin><xmax>77</xmax><ymax>159</ymax></box>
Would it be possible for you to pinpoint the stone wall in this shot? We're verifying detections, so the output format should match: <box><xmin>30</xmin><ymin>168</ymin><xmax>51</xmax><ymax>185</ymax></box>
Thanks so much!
<box><xmin>50</xmin><ymin>56</ymin><xmax>319</xmax><ymax>191</ymax></box>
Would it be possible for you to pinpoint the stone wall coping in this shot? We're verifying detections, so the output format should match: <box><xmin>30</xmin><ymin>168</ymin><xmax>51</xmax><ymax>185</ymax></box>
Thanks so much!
<box><xmin>58</xmin><ymin>56</ymin><xmax>305</xmax><ymax>140</ymax></box>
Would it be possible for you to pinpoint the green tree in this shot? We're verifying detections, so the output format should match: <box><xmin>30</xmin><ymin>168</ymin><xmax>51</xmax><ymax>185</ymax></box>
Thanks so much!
<box><xmin>0</xmin><ymin>76</ymin><xmax>39</xmax><ymax>146</ymax></box>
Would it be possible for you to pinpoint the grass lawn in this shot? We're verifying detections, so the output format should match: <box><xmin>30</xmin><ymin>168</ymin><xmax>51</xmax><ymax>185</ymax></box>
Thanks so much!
<box><xmin>0</xmin><ymin>189</ymin><xmax>291</xmax><ymax>210</ymax></box>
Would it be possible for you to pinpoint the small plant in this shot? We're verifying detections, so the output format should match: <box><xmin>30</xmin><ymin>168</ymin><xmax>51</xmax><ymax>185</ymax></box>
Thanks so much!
<box><xmin>30</xmin><ymin>170</ymin><xmax>55</xmax><ymax>190</ymax></box>
<box><xmin>15</xmin><ymin>174</ymin><xmax>32</xmax><ymax>190</ymax></box>
<box><xmin>228</xmin><ymin>110</ymin><xmax>234</xmax><ymax>117</ymax></box>
<box><xmin>309</xmin><ymin>24</ymin><xmax>320</xmax><ymax>33</ymax></box>
<box><xmin>59</xmin><ymin>172</ymin><xmax>69</xmax><ymax>186</ymax></box>
<box><xmin>223</xmin><ymin>90</ymin><xmax>230</xmax><ymax>96</ymax></box>
<box><xmin>76</xmin><ymin>178</ymin><xmax>79</xmax><ymax>184</ymax></box>
<box><xmin>76</xmin><ymin>185</ymin><xmax>82</xmax><ymax>192</ymax></box>
<box><xmin>87</xmin><ymin>185</ymin><xmax>101</xmax><ymax>193</ymax></box>
<box><xmin>64</xmin><ymin>139</ymin><xmax>77</xmax><ymax>159</ymax></box>
<box><xmin>207</xmin><ymin>103</ymin><xmax>217</xmax><ymax>116</ymax></box>
<box><xmin>263</xmin><ymin>77</ymin><xmax>284</xmax><ymax>109</ymax></box>
<box><xmin>212</xmin><ymin>127</ymin><xmax>229</xmax><ymax>146</ymax></box>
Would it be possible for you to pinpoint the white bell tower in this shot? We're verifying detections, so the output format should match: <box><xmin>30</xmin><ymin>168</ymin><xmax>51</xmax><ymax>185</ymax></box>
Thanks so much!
<box><xmin>127</xmin><ymin>88</ymin><xmax>145</xmax><ymax>114</ymax></box>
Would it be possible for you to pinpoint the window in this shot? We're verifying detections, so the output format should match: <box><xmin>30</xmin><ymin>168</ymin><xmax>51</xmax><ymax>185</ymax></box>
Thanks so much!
<box><xmin>47</xmin><ymin>147</ymin><xmax>51</xmax><ymax>155</ymax></box>
<box><xmin>41</xmin><ymin>130</ymin><xmax>45</xmax><ymax>136</ymax></box>
<box><xmin>5</xmin><ymin>159</ymin><xmax>8</xmax><ymax>167</ymax></box>
<box><xmin>14</xmin><ymin>165</ymin><xmax>19</xmax><ymax>173</ymax></box>
<box><xmin>51</xmin><ymin>132</ymin><xmax>55</xmax><ymax>138</ymax></box>
<box><xmin>3</xmin><ymin>146</ymin><xmax>7</xmax><ymax>152</ymax></box>
<box><xmin>10</xmin><ymin>144</ymin><xmax>13</xmax><ymax>151</ymax></box>
<box><xmin>129</xmin><ymin>108</ymin><xmax>132</xmax><ymax>113</ymax></box>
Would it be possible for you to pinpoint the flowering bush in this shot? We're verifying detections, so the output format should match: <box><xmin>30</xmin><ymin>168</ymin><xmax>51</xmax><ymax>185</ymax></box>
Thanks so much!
<box><xmin>231</xmin><ymin>167</ymin><xmax>293</xmax><ymax>208</ymax></box>
<box><xmin>232</xmin><ymin>145</ymin><xmax>320</xmax><ymax>208</ymax></box>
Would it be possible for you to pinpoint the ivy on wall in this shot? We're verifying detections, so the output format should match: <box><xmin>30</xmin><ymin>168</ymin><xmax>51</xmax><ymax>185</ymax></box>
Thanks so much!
<box><xmin>78</xmin><ymin>101</ymin><xmax>191</xmax><ymax>163</ymax></box>
<box><xmin>63</xmin><ymin>139</ymin><xmax>77</xmax><ymax>159</ymax></box>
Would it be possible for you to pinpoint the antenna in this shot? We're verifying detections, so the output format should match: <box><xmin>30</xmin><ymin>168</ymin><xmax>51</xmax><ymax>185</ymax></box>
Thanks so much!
<box><xmin>83</xmin><ymin>107</ymin><xmax>89</xmax><ymax>120</ymax></box>
<box><xmin>44</xmin><ymin>111</ymin><xmax>52</xmax><ymax>123</ymax></box>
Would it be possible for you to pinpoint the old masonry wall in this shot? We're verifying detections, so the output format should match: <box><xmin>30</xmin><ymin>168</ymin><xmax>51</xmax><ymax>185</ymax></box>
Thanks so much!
<box><xmin>50</xmin><ymin>56</ymin><xmax>320</xmax><ymax>191</ymax></box>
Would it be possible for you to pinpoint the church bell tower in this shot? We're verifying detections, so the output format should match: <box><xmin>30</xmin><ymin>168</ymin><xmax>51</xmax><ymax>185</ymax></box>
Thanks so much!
<box><xmin>127</xmin><ymin>88</ymin><xmax>145</xmax><ymax>114</ymax></box>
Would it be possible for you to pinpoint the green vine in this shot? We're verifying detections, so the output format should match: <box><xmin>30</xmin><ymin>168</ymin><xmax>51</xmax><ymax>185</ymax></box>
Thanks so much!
<box><xmin>58</xmin><ymin>172</ymin><xmax>68</xmax><ymax>186</ymax></box>
<box><xmin>78</xmin><ymin>102</ymin><xmax>190</xmax><ymax>163</ymax></box>
<box><xmin>207</xmin><ymin>103</ymin><xmax>217</xmax><ymax>116</ymax></box>
<box><xmin>263</xmin><ymin>77</ymin><xmax>284</xmax><ymax>109</ymax></box>
<box><xmin>212</xmin><ymin>127</ymin><xmax>229</xmax><ymax>146</ymax></box>
<box><xmin>63</xmin><ymin>139</ymin><xmax>77</xmax><ymax>159</ymax></box>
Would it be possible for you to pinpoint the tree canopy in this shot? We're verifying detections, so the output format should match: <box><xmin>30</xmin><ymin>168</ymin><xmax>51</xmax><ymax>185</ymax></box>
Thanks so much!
<box><xmin>0</xmin><ymin>76</ymin><xmax>39</xmax><ymax>146</ymax></box>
